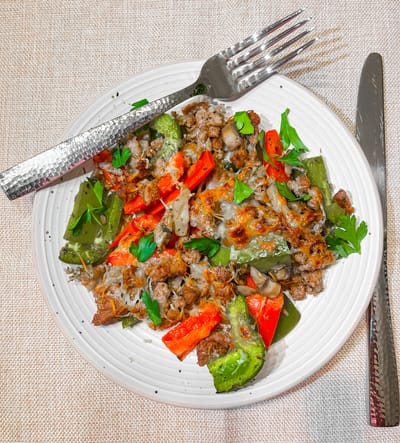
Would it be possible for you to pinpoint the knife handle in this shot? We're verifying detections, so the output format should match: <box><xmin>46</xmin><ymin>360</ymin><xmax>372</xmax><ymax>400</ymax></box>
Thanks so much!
<box><xmin>368</xmin><ymin>239</ymin><xmax>400</xmax><ymax>426</ymax></box>
<box><xmin>0</xmin><ymin>82</ymin><xmax>195</xmax><ymax>200</ymax></box>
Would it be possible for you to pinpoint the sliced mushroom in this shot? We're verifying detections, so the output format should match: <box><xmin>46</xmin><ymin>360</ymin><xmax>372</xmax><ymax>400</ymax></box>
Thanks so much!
<box><xmin>221</xmin><ymin>122</ymin><xmax>242</xmax><ymax>150</ymax></box>
<box><xmin>250</xmin><ymin>266</ymin><xmax>281</xmax><ymax>298</ymax></box>
<box><xmin>236</xmin><ymin>285</ymin><xmax>257</xmax><ymax>296</ymax></box>
<box><xmin>171</xmin><ymin>185</ymin><xmax>191</xmax><ymax>237</ymax></box>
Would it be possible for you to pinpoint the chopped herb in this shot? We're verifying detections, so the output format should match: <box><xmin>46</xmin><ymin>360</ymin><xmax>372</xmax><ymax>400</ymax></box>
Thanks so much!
<box><xmin>67</xmin><ymin>204</ymin><xmax>106</xmax><ymax>236</ymax></box>
<box><xmin>233</xmin><ymin>177</ymin><xmax>254</xmax><ymax>204</ymax></box>
<box><xmin>91</xmin><ymin>180</ymin><xmax>104</xmax><ymax>205</ymax></box>
<box><xmin>192</xmin><ymin>83</ymin><xmax>207</xmax><ymax>96</ymax></box>
<box><xmin>279</xmin><ymin>109</ymin><xmax>309</xmax><ymax>166</ymax></box>
<box><xmin>184</xmin><ymin>236</ymin><xmax>221</xmax><ymax>258</ymax></box>
<box><xmin>121</xmin><ymin>316</ymin><xmax>139</xmax><ymax>328</ymax></box>
<box><xmin>276</xmin><ymin>181</ymin><xmax>311</xmax><ymax>202</ymax></box>
<box><xmin>142</xmin><ymin>290</ymin><xmax>162</xmax><ymax>325</ymax></box>
<box><xmin>130</xmin><ymin>98</ymin><xmax>150</xmax><ymax>133</ymax></box>
<box><xmin>130</xmin><ymin>98</ymin><xmax>149</xmax><ymax>111</ymax></box>
<box><xmin>234</xmin><ymin>111</ymin><xmax>254</xmax><ymax>135</ymax></box>
<box><xmin>129</xmin><ymin>233</ymin><xmax>157</xmax><ymax>262</ymax></box>
<box><xmin>112</xmin><ymin>144</ymin><xmax>131</xmax><ymax>168</ymax></box>
<box><xmin>279</xmin><ymin>149</ymin><xmax>306</xmax><ymax>167</ymax></box>
<box><xmin>326</xmin><ymin>214</ymin><xmax>368</xmax><ymax>257</ymax></box>
<box><xmin>224</xmin><ymin>162</ymin><xmax>236</xmax><ymax>172</ymax></box>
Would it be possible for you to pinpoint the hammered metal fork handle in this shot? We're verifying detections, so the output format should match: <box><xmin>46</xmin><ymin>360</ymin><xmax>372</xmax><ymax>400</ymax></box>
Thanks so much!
<box><xmin>368</xmin><ymin>239</ymin><xmax>400</xmax><ymax>427</ymax></box>
<box><xmin>0</xmin><ymin>82</ymin><xmax>196</xmax><ymax>200</ymax></box>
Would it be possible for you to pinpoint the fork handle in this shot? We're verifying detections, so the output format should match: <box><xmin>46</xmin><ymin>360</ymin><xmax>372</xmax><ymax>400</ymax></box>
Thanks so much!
<box><xmin>0</xmin><ymin>82</ymin><xmax>196</xmax><ymax>200</ymax></box>
<box><xmin>368</xmin><ymin>239</ymin><xmax>400</xmax><ymax>426</ymax></box>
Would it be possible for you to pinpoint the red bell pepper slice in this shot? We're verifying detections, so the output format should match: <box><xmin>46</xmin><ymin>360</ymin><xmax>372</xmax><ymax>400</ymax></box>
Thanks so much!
<box><xmin>162</xmin><ymin>303</ymin><xmax>222</xmax><ymax>360</ymax></box>
<box><xmin>184</xmin><ymin>150</ymin><xmax>215</xmax><ymax>190</ymax></box>
<box><xmin>245</xmin><ymin>291</ymin><xmax>284</xmax><ymax>349</ymax></box>
<box><xmin>109</xmin><ymin>214</ymin><xmax>160</xmax><ymax>249</ymax></box>
<box><xmin>106</xmin><ymin>250</ymin><xmax>138</xmax><ymax>266</ymax></box>
<box><xmin>263</xmin><ymin>130</ymin><xmax>289</xmax><ymax>182</ymax></box>
<box><xmin>93</xmin><ymin>149</ymin><xmax>112</xmax><ymax>164</ymax></box>
<box><xmin>125</xmin><ymin>150</ymin><xmax>215</xmax><ymax>216</ymax></box>
<box><xmin>123</xmin><ymin>195</ymin><xmax>146</xmax><ymax>214</ymax></box>
<box><xmin>149</xmin><ymin>150</ymin><xmax>215</xmax><ymax>216</ymax></box>
<box><xmin>157</xmin><ymin>151</ymin><xmax>185</xmax><ymax>195</ymax></box>
<box><xmin>246</xmin><ymin>274</ymin><xmax>257</xmax><ymax>289</ymax></box>
<box><xmin>101</xmin><ymin>169</ymin><xmax>121</xmax><ymax>191</ymax></box>
<box><xmin>124</xmin><ymin>151</ymin><xmax>186</xmax><ymax>215</ymax></box>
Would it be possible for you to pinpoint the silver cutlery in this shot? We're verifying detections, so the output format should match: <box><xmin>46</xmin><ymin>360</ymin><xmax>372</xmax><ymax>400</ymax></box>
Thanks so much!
<box><xmin>356</xmin><ymin>52</ymin><xmax>399</xmax><ymax>427</ymax></box>
<box><xmin>0</xmin><ymin>8</ymin><xmax>316</xmax><ymax>200</ymax></box>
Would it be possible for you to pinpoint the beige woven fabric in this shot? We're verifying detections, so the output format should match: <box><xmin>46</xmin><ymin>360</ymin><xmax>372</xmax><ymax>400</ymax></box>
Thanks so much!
<box><xmin>1</xmin><ymin>1</ymin><xmax>400</xmax><ymax>442</ymax></box>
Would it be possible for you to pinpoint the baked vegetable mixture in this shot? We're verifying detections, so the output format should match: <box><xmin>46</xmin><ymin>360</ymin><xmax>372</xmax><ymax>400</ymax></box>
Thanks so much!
<box><xmin>60</xmin><ymin>100</ymin><xmax>367</xmax><ymax>392</ymax></box>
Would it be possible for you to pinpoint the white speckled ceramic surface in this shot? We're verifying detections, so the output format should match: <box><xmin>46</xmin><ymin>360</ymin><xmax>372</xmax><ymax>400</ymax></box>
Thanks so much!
<box><xmin>33</xmin><ymin>64</ymin><xmax>382</xmax><ymax>408</ymax></box>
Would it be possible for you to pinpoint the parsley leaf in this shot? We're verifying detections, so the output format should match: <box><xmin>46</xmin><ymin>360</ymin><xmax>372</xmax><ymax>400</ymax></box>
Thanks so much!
<box><xmin>279</xmin><ymin>108</ymin><xmax>309</xmax><ymax>152</ymax></box>
<box><xmin>326</xmin><ymin>214</ymin><xmax>368</xmax><ymax>258</ymax></box>
<box><xmin>129</xmin><ymin>233</ymin><xmax>157</xmax><ymax>262</ymax></box>
<box><xmin>279</xmin><ymin>109</ymin><xmax>309</xmax><ymax>166</ymax></box>
<box><xmin>234</xmin><ymin>111</ymin><xmax>254</xmax><ymax>135</ymax></box>
<box><xmin>276</xmin><ymin>181</ymin><xmax>310</xmax><ymax>202</ymax></box>
<box><xmin>192</xmin><ymin>83</ymin><xmax>207</xmax><ymax>96</ymax></box>
<box><xmin>279</xmin><ymin>149</ymin><xmax>306</xmax><ymax>167</ymax></box>
<box><xmin>130</xmin><ymin>98</ymin><xmax>150</xmax><ymax>134</ymax></box>
<box><xmin>183</xmin><ymin>236</ymin><xmax>221</xmax><ymax>258</ymax></box>
<box><xmin>130</xmin><ymin>98</ymin><xmax>149</xmax><ymax>111</ymax></box>
<box><xmin>91</xmin><ymin>180</ymin><xmax>104</xmax><ymax>205</ymax></box>
<box><xmin>233</xmin><ymin>177</ymin><xmax>254</xmax><ymax>204</ymax></box>
<box><xmin>67</xmin><ymin>210</ymin><xmax>87</xmax><ymax>235</ymax></box>
<box><xmin>112</xmin><ymin>144</ymin><xmax>131</xmax><ymax>168</ymax></box>
<box><xmin>142</xmin><ymin>290</ymin><xmax>162</xmax><ymax>325</ymax></box>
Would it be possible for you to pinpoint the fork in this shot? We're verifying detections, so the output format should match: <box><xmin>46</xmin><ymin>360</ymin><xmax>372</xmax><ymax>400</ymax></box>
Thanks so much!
<box><xmin>0</xmin><ymin>8</ymin><xmax>316</xmax><ymax>200</ymax></box>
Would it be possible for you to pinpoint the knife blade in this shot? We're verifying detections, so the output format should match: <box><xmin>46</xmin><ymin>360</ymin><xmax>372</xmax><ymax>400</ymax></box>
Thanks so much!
<box><xmin>355</xmin><ymin>52</ymin><xmax>399</xmax><ymax>427</ymax></box>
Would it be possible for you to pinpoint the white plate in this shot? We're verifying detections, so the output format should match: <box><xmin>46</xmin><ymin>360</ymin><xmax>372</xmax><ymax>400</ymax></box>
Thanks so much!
<box><xmin>33</xmin><ymin>61</ymin><xmax>383</xmax><ymax>409</ymax></box>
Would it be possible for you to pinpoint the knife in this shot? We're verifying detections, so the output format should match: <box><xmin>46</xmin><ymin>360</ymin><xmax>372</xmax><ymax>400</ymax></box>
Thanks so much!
<box><xmin>355</xmin><ymin>52</ymin><xmax>399</xmax><ymax>427</ymax></box>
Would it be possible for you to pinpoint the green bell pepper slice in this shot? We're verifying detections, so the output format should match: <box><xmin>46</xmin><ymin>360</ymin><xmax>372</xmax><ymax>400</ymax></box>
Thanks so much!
<box><xmin>210</xmin><ymin>233</ymin><xmax>291</xmax><ymax>273</ymax></box>
<box><xmin>272</xmin><ymin>294</ymin><xmax>301</xmax><ymax>343</ymax></box>
<box><xmin>303</xmin><ymin>156</ymin><xmax>344</xmax><ymax>224</ymax></box>
<box><xmin>207</xmin><ymin>295</ymin><xmax>265</xmax><ymax>393</ymax></box>
<box><xmin>59</xmin><ymin>181</ymin><xmax>123</xmax><ymax>265</ymax></box>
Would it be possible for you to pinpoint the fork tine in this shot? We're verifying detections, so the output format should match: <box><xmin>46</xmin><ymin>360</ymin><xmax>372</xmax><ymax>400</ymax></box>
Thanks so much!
<box><xmin>232</xmin><ymin>28</ymin><xmax>314</xmax><ymax>79</ymax></box>
<box><xmin>220</xmin><ymin>8</ymin><xmax>305</xmax><ymax>58</ymax></box>
<box><xmin>237</xmin><ymin>38</ymin><xmax>318</xmax><ymax>91</ymax></box>
<box><xmin>227</xmin><ymin>19</ymin><xmax>311</xmax><ymax>71</ymax></box>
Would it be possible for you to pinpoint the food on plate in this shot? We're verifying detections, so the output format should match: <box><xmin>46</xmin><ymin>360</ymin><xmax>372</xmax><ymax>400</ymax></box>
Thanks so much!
<box><xmin>59</xmin><ymin>100</ymin><xmax>367</xmax><ymax>392</ymax></box>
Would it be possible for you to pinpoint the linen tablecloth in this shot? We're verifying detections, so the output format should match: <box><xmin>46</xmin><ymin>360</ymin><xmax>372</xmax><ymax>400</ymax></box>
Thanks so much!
<box><xmin>1</xmin><ymin>1</ymin><xmax>399</xmax><ymax>442</ymax></box>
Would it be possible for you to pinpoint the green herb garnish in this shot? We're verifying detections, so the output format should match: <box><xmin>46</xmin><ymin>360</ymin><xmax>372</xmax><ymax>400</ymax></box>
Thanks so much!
<box><xmin>142</xmin><ymin>290</ymin><xmax>162</xmax><ymax>325</ymax></box>
<box><xmin>130</xmin><ymin>98</ymin><xmax>150</xmax><ymax>134</ymax></box>
<box><xmin>326</xmin><ymin>214</ymin><xmax>368</xmax><ymax>258</ymax></box>
<box><xmin>91</xmin><ymin>180</ymin><xmax>104</xmax><ymax>205</ymax></box>
<box><xmin>233</xmin><ymin>177</ymin><xmax>254</xmax><ymax>204</ymax></box>
<box><xmin>129</xmin><ymin>233</ymin><xmax>157</xmax><ymax>262</ymax></box>
<box><xmin>112</xmin><ymin>144</ymin><xmax>131</xmax><ymax>168</ymax></box>
<box><xmin>183</xmin><ymin>236</ymin><xmax>221</xmax><ymax>258</ymax></box>
<box><xmin>130</xmin><ymin>98</ymin><xmax>149</xmax><ymax>111</ymax></box>
<box><xmin>234</xmin><ymin>111</ymin><xmax>254</xmax><ymax>135</ymax></box>
<box><xmin>276</xmin><ymin>181</ymin><xmax>311</xmax><ymax>202</ymax></box>
<box><xmin>279</xmin><ymin>108</ymin><xmax>309</xmax><ymax>166</ymax></box>
<box><xmin>192</xmin><ymin>83</ymin><xmax>207</xmax><ymax>96</ymax></box>
<box><xmin>67</xmin><ymin>180</ymin><xmax>106</xmax><ymax>236</ymax></box>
